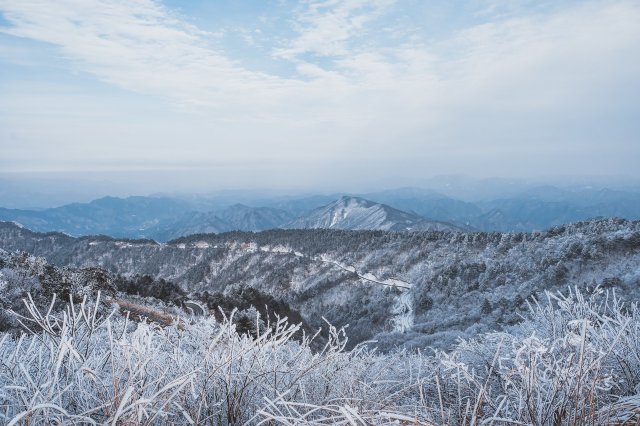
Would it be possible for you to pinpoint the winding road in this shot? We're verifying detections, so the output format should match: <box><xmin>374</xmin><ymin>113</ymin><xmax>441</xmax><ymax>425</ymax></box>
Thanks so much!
<box><xmin>186</xmin><ymin>241</ymin><xmax>415</xmax><ymax>332</ymax></box>
<box><xmin>260</xmin><ymin>245</ymin><xmax>415</xmax><ymax>333</ymax></box>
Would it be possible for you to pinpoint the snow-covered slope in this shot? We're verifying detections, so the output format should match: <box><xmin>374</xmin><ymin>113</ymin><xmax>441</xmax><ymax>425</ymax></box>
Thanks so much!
<box><xmin>2</xmin><ymin>219</ymin><xmax>639</xmax><ymax>351</ymax></box>
<box><xmin>286</xmin><ymin>196</ymin><xmax>465</xmax><ymax>231</ymax></box>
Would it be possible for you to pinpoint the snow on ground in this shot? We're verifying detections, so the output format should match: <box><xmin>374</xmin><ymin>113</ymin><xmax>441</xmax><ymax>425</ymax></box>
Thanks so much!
<box><xmin>384</xmin><ymin>278</ymin><xmax>411</xmax><ymax>289</ymax></box>
<box><xmin>238</xmin><ymin>243</ymin><xmax>415</xmax><ymax>332</ymax></box>
<box><xmin>312</xmin><ymin>254</ymin><xmax>414</xmax><ymax>332</ymax></box>
<box><xmin>259</xmin><ymin>245</ymin><xmax>285</xmax><ymax>253</ymax></box>
<box><xmin>390</xmin><ymin>291</ymin><xmax>414</xmax><ymax>333</ymax></box>
<box><xmin>271</xmin><ymin>245</ymin><xmax>291</xmax><ymax>254</ymax></box>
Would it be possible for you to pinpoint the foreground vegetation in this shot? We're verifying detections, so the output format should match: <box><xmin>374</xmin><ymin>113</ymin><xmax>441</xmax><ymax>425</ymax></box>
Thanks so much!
<box><xmin>0</xmin><ymin>287</ymin><xmax>639</xmax><ymax>425</ymax></box>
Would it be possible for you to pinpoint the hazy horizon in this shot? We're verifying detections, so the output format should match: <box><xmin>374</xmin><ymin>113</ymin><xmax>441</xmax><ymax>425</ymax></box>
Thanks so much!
<box><xmin>1</xmin><ymin>171</ymin><xmax>639</xmax><ymax>209</ymax></box>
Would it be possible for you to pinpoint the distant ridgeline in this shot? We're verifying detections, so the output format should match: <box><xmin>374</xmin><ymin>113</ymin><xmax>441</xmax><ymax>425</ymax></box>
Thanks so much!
<box><xmin>1</xmin><ymin>187</ymin><xmax>640</xmax><ymax>241</ymax></box>
<box><xmin>1</xmin><ymin>218</ymin><xmax>639</xmax><ymax>350</ymax></box>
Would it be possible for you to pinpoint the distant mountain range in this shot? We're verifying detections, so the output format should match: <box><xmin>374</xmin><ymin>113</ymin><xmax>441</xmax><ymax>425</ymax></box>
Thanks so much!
<box><xmin>0</xmin><ymin>196</ymin><xmax>189</xmax><ymax>238</ymax></box>
<box><xmin>1</xmin><ymin>185</ymin><xmax>639</xmax><ymax>240</ymax></box>
<box><xmin>151</xmin><ymin>204</ymin><xmax>295</xmax><ymax>241</ymax></box>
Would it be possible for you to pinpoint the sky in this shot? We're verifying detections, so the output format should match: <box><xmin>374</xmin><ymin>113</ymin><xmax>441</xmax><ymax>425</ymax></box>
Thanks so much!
<box><xmin>0</xmin><ymin>0</ymin><xmax>639</xmax><ymax>198</ymax></box>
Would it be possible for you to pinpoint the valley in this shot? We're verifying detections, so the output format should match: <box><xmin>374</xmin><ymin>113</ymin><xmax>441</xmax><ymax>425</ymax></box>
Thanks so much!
<box><xmin>2</xmin><ymin>218</ymin><xmax>638</xmax><ymax>350</ymax></box>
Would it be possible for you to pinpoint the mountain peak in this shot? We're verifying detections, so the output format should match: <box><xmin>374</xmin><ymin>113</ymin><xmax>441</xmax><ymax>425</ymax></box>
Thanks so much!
<box><xmin>335</xmin><ymin>195</ymin><xmax>375</xmax><ymax>207</ymax></box>
<box><xmin>287</xmin><ymin>196</ymin><xmax>463</xmax><ymax>232</ymax></box>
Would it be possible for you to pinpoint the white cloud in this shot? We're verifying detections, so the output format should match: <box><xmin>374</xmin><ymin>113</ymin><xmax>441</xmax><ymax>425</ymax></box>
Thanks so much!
<box><xmin>0</xmin><ymin>0</ymin><xmax>296</xmax><ymax>111</ymax></box>
<box><xmin>0</xmin><ymin>0</ymin><xmax>638</xmax><ymax>183</ymax></box>
<box><xmin>273</xmin><ymin>0</ymin><xmax>396</xmax><ymax>59</ymax></box>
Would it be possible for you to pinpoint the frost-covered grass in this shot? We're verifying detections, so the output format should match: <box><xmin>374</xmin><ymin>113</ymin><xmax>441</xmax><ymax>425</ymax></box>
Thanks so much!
<box><xmin>1</xmin><ymin>288</ymin><xmax>640</xmax><ymax>425</ymax></box>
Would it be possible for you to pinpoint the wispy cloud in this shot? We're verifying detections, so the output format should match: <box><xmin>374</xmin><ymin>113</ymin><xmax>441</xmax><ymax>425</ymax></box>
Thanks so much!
<box><xmin>274</xmin><ymin>0</ymin><xmax>395</xmax><ymax>59</ymax></box>
<box><xmin>0</xmin><ymin>0</ymin><xmax>638</xmax><ymax>183</ymax></box>
<box><xmin>2</xmin><ymin>0</ymin><xmax>637</xmax><ymax>111</ymax></box>
<box><xmin>0</xmin><ymin>0</ymin><xmax>293</xmax><ymax>111</ymax></box>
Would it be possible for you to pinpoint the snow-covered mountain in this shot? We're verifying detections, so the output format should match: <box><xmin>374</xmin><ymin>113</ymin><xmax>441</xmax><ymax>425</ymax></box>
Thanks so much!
<box><xmin>1</xmin><ymin>219</ymin><xmax>640</xmax><ymax>351</ymax></box>
<box><xmin>1</xmin><ymin>185</ymin><xmax>639</xmax><ymax>240</ymax></box>
<box><xmin>0</xmin><ymin>196</ymin><xmax>189</xmax><ymax>238</ymax></box>
<box><xmin>287</xmin><ymin>196</ymin><xmax>466</xmax><ymax>231</ymax></box>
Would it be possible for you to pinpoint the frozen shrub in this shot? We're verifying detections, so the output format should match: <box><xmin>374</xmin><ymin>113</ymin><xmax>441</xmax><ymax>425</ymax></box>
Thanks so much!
<box><xmin>0</xmin><ymin>287</ymin><xmax>639</xmax><ymax>424</ymax></box>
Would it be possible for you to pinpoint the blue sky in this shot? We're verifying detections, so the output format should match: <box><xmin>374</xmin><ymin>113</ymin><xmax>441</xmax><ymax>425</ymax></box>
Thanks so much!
<box><xmin>0</xmin><ymin>0</ymin><xmax>639</xmax><ymax>194</ymax></box>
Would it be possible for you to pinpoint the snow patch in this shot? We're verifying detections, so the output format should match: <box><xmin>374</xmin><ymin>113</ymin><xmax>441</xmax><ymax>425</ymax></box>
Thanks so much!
<box><xmin>384</xmin><ymin>278</ymin><xmax>411</xmax><ymax>289</ymax></box>
<box><xmin>390</xmin><ymin>291</ymin><xmax>414</xmax><ymax>333</ymax></box>
<box><xmin>270</xmin><ymin>245</ymin><xmax>291</xmax><ymax>254</ymax></box>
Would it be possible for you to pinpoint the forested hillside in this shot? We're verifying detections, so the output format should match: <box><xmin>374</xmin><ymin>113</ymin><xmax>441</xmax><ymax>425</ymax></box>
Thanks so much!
<box><xmin>1</xmin><ymin>219</ymin><xmax>638</xmax><ymax>349</ymax></box>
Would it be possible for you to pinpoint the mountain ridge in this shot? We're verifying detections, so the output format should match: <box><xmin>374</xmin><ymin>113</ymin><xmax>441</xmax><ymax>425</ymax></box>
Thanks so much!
<box><xmin>286</xmin><ymin>195</ymin><xmax>467</xmax><ymax>231</ymax></box>
<box><xmin>1</xmin><ymin>185</ymin><xmax>639</xmax><ymax>239</ymax></box>
<box><xmin>1</xmin><ymin>218</ymin><xmax>638</xmax><ymax>350</ymax></box>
